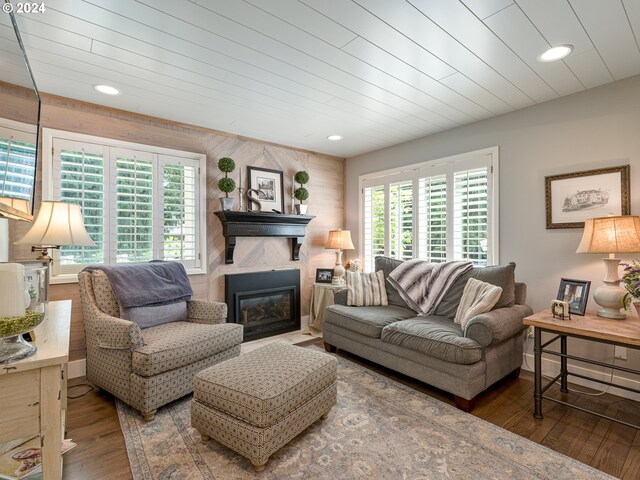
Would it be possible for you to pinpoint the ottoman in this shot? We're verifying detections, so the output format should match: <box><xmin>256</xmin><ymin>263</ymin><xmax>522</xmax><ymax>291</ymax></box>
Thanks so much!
<box><xmin>191</xmin><ymin>342</ymin><xmax>337</xmax><ymax>472</ymax></box>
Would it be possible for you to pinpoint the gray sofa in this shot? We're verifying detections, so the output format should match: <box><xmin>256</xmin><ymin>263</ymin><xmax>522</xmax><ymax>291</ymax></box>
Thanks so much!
<box><xmin>323</xmin><ymin>257</ymin><xmax>533</xmax><ymax>411</ymax></box>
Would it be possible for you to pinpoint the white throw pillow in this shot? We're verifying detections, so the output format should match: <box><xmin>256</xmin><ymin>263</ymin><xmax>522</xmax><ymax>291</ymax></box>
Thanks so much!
<box><xmin>346</xmin><ymin>270</ymin><xmax>389</xmax><ymax>307</ymax></box>
<box><xmin>455</xmin><ymin>278</ymin><xmax>503</xmax><ymax>330</ymax></box>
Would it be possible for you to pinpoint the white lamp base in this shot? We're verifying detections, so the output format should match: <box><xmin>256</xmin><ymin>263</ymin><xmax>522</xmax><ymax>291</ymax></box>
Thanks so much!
<box><xmin>332</xmin><ymin>250</ymin><xmax>345</xmax><ymax>285</ymax></box>
<box><xmin>594</xmin><ymin>258</ymin><xmax>626</xmax><ymax>319</ymax></box>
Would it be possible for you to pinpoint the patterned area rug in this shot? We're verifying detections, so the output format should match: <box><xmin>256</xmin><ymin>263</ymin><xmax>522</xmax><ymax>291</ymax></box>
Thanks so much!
<box><xmin>117</xmin><ymin>348</ymin><xmax>613</xmax><ymax>480</ymax></box>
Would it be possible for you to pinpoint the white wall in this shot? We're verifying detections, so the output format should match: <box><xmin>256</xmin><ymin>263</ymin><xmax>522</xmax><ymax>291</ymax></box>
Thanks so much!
<box><xmin>345</xmin><ymin>75</ymin><xmax>640</xmax><ymax>386</ymax></box>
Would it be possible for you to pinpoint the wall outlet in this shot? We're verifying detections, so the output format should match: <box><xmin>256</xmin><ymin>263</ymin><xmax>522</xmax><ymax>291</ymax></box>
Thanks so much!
<box><xmin>614</xmin><ymin>346</ymin><xmax>627</xmax><ymax>360</ymax></box>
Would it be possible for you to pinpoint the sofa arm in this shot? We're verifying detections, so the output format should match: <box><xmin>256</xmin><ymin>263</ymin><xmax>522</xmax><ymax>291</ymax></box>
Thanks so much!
<box><xmin>89</xmin><ymin>314</ymin><xmax>144</xmax><ymax>351</ymax></box>
<box><xmin>464</xmin><ymin>304</ymin><xmax>533</xmax><ymax>347</ymax></box>
<box><xmin>187</xmin><ymin>300</ymin><xmax>227</xmax><ymax>325</ymax></box>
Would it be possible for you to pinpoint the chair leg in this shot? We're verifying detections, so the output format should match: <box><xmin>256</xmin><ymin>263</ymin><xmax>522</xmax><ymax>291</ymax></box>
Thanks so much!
<box><xmin>252</xmin><ymin>459</ymin><xmax>268</xmax><ymax>472</ymax></box>
<box><xmin>141</xmin><ymin>410</ymin><xmax>157</xmax><ymax>422</ymax></box>
<box><xmin>506</xmin><ymin>367</ymin><xmax>521</xmax><ymax>381</ymax></box>
<box><xmin>454</xmin><ymin>395</ymin><xmax>477</xmax><ymax>413</ymax></box>
<box><xmin>321</xmin><ymin>410</ymin><xmax>331</xmax><ymax>420</ymax></box>
<box><xmin>323</xmin><ymin>342</ymin><xmax>336</xmax><ymax>353</ymax></box>
<box><xmin>200</xmin><ymin>433</ymin><xmax>210</xmax><ymax>442</ymax></box>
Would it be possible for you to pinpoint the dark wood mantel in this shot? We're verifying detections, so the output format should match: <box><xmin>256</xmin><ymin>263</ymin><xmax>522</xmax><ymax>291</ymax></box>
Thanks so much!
<box><xmin>214</xmin><ymin>211</ymin><xmax>315</xmax><ymax>264</ymax></box>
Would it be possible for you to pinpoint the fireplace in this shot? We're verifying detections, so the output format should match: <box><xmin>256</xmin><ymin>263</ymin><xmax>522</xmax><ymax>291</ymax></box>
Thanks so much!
<box><xmin>225</xmin><ymin>269</ymin><xmax>300</xmax><ymax>341</ymax></box>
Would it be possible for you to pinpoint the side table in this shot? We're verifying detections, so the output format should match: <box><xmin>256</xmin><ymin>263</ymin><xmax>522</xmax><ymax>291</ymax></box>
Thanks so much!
<box><xmin>308</xmin><ymin>283</ymin><xmax>345</xmax><ymax>334</ymax></box>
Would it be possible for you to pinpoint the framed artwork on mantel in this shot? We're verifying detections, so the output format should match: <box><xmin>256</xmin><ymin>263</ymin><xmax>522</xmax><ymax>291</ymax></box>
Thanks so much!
<box><xmin>545</xmin><ymin>165</ymin><xmax>630</xmax><ymax>229</ymax></box>
<box><xmin>247</xmin><ymin>166</ymin><xmax>285</xmax><ymax>213</ymax></box>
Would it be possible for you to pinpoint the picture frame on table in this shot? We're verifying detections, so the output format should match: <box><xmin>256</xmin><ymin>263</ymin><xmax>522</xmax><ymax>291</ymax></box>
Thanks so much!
<box><xmin>315</xmin><ymin>268</ymin><xmax>334</xmax><ymax>284</ymax></box>
<box><xmin>545</xmin><ymin>165</ymin><xmax>630</xmax><ymax>229</ymax></box>
<box><xmin>247</xmin><ymin>166</ymin><xmax>285</xmax><ymax>213</ymax></box>
<box><xmin>557</xmin><ymin>278</ymin><xmax>591</xmax><ymax>316</ymax></box>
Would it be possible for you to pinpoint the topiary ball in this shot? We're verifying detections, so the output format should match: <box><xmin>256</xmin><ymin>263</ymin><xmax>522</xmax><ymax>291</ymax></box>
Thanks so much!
<box><xmin>218</xmin><ymin>157</ymin><xmax>236</xmax><ymax>173</ymax></box>
<box><xmin>294</xmin><ymin>170</ymin><xmax>309</xmax><ymax>185</ymax></box>
<box><xmin>294</xmin><ymin>187</ymin><xmax>309</xmax><ymax>201</ymax></box>
<box><xmin>218</xmin><ymin>177</ymin><xmax>236</xmax><ymax>193</ymax></box>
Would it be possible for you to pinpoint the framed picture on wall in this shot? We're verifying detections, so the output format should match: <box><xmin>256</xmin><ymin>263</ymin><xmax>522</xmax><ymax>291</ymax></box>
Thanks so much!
<box><xmin>247</xmin><ymin>167</ymin><xmax>285</xmax><ymax>213</ymax></box>
<box><xmin>556</xmin><ymin>278</ymin><xmax>591</xmax><ymax>316</ymax></box>
<box><xmin>545</xmin><ymin>165</ymin><xmax>630</xmax><ymax>229</ymax></box>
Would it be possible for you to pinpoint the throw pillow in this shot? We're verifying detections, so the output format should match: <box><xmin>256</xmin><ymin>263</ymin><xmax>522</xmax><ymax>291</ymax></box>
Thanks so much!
<box><xmin>121</xmin><ymin>301</ymin><xmax>188</xmax><ymax>329</ymax></box>
<box><xmin>346</xmin><ymin>270</ymin><xmax>389</xmax><ymax>307</ymax></box>
<box><xmin>455</xmin><ymin>278</ymin><xmax>503</xmax><ymax>331</ymax></box>
<box><xmin>374</xmin><ymin>256</ymin><xmax>409</xmax><ymax>308</ymax></box>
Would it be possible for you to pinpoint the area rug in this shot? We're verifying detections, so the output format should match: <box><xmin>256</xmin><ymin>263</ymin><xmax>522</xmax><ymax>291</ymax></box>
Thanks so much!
<box><xmin>117</xmin><ymin>348</ymin><xmax>614</xmax><ymax>480</ymax></box>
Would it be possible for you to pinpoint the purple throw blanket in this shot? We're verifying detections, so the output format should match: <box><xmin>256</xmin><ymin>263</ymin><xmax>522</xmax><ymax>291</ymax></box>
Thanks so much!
<box><xmin>83</xmin><ymin>261</ymin><xmax>193</xmax><ymax>308</ymax></box>
<box><xmin>387</xmin><ymin>260</ymin><xmax>473</xmax><ymax>315</ymax></box>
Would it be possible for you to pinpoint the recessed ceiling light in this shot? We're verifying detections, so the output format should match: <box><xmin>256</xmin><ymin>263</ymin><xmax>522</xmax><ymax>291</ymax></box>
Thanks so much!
<box><xmin>94</xmin><ymin>84</ymin><xmax>121</xmax><ymax>95</ymax></box>
<box><xmin>327</xmin><ymin>135</ymin><xmax>342</xmax><ymax>141</ymax></box>
<box><xmin>537</xmin><ymin>45</ymin><xmax>573</xmax><ymax>63</ymax></box>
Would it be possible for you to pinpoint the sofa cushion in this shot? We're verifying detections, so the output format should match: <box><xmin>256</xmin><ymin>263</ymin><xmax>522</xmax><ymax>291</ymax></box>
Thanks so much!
<box><xmin>346</xmin><ymin>270</ymin><xmax>388</xmax><ymax>306</ymax></box>
<box><xmin>324</xmin><ymin>304</ymin><xmax>416</xmax><ymax>338</ymax></box>
<box><xmin>381</xmin><ymin>317</ymin><xmax>483</xmax><ymax>365</ymax></box>
<box><xmin>375</xmin><ymin>256</ymin><xmax>409</xmax><ymax>308</ymax></box>
<box><xmin>455</xmin><ymin>278</ymin><xmax>503</xmax><ymax>330</ymax></box>
<box><xmin>132</xmin><ymin>322</ymin><xmax>243</xmax><ymax>377</ymax></box>
<box><xmin>434</xmin><ymin>263</ymin><xmax>516</xmax><ymax>318</ymax></box>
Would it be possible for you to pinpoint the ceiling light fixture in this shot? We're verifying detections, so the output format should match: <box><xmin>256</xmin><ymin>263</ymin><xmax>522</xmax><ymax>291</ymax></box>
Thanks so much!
<box><xmin>93</xmin><ymin>84</ymin><xmax>121</xmax><ymax>95</ymax></box>
<box><xmin>537</xmin><ymin>45</ymin><xmax>573</xmax><ymax>63</ymax></box>
<box><xmin>327</xmin><ymin>135</ymin><xmax>342</xmax><ymax>141</ymax></box>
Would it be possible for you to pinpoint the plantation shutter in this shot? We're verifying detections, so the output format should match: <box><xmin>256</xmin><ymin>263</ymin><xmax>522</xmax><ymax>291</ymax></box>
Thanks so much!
<box><xmin>453</xmin><ymin>167</ymin><xmax>489</xmax><ymax>266</ymax></box>
<box><xmin>0</xmin><ymin>124</ymin><xmax>36</xmax><ymax>200</ymax></box>
<box><xmin>363</xmin><ymin>184</ymin><xmax>385</xmax><ymax>272</ymax></box>
<box><xmin>418</xmin><ymin>173</ymin><xmax>447</xmax><ymax>263</ymax></box>
<box><xmin>52</xmin><ymin>139</ymin><xmax>108</xmax><ymax>274</ymax></box>
<box><xmin>158</xmin><ymin>155</ymin><xmax>199</xmax><ymax>268</ymax></box>
<box><xmin>110</xmin><ymin>148</ymin><xmax>154</xmax><ymax>264</ymax></box>
<box><xmin>389</xmin><ymin>180</ymin><xmax>413</xmax><ymax>261</ymax></box>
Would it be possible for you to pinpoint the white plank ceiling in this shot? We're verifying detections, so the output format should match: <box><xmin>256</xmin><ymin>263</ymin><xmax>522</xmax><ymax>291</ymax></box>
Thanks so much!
<box><xmin>1</xmin><ymin>0</ymin><xmax>639</xmax><ymax>157</ymax></box>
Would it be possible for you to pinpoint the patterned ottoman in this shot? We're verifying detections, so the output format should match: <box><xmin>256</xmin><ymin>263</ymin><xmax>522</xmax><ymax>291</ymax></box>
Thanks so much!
<box><xmin>191</xmin><ymin>342</ymin><xmax>337</xmax><ymax>472</ymax></box>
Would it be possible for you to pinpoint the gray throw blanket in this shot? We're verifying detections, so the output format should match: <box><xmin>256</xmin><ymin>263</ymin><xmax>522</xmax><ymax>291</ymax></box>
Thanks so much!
<box><xmin>83</xmin><ymin>261</ymin><xmax>193</xmax><ymax>308</ymax></box>
<box><xmin>388</xmin><ymin>260</ymin><xmax>473</xmax><ymax>315</ymax></box>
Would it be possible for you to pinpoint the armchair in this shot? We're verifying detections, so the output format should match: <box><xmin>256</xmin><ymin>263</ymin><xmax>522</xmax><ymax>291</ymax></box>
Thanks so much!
<box><xmin>79</xmin><ymin>270</ymin><xmax>243</xmax><ymax>421</ymax></box>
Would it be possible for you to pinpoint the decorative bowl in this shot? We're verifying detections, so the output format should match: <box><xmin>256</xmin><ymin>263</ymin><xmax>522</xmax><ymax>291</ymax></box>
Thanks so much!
<box><xmin>0</xmin><ymin>310</ymin><xmax>45</xmax><ymax>363</ymax></box>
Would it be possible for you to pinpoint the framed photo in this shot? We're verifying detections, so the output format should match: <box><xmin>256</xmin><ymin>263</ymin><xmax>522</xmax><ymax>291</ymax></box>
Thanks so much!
<box><xmin>247</xmin><ymin>166</ymin><xmax>285</xmax><ymax>213</ymax></box>
<box><xmin>315</xmin><ymin>268</ymin><xmax>334</xmax><ymax>284</ymax></box>
<box><xmin>545</xmin><ymin>165</ymin><xmax>630</xmax><ymax>229</ymax></box>
<box><xmin>557</xmin><ymin>278</ymin><xmax>591</xmax><ymax>316</ymax></box>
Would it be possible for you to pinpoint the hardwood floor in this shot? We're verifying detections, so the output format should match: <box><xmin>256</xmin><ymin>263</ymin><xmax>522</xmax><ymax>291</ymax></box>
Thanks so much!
<box><xmin>63</xmin><ymin>348</ymin><xmax>640</xmax><ymax>479</ymax></box>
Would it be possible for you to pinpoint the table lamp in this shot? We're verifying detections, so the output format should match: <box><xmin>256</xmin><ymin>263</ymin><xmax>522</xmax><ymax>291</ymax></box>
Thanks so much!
<box><xmin>576</xmin><ymin>215</ymin><xmax>640</xmax><ymax>319</ymax></box>
<box><xmin>0</xmin><ymin>197</ymin><xmax>31</xmax><ymax>221</ymax></box>
<box><xmin>325</xmin><ymin>229</ymin><xmax>355</xmax><ymax>285</ymax></box>
<box><xmin>15</xmin><ymin>201</ymin><xmax>96</xmax><ymax>260</ymax></box>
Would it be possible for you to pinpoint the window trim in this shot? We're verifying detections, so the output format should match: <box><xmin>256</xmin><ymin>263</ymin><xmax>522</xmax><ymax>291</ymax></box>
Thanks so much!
<box><xmin>358</xmin><ymin>146</ymin><xmax>500</xmax><ymax>269</ymax></box>
<box><xmin>41</xmin><ymin>128</ymin><xmax>207</xmax><ymax>284</ymax></box>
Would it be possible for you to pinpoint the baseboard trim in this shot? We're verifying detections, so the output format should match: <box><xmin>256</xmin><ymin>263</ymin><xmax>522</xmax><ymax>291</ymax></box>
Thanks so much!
<box><xmin>522</xmin><ymin>353</ymin><xmax>640</xmax><ymax>402</ymax></box>
<box><xmin>68</xmin><ymin>358</ymin><xmax>86</xmax><ymax>379</ymax></box>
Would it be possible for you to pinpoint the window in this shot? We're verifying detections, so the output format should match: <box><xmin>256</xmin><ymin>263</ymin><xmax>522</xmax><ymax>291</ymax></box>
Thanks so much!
<box><xmin>360</xmin><ymin>148</ymin><xmax>498</xmax><ymax>272</ymax></box>
<box><xmin>42</xmin><ymin>129</ymin><xmax>206</xmax><ymax>281</ymax></box>
<box><xmin>0</xmin><ymin>119</ymin><xmax>37</xmax><ymax>200</ymax></box>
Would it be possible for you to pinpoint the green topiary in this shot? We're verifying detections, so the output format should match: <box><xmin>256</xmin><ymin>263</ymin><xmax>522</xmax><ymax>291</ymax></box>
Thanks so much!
<box><xmin>218</xmin><ymin>177</ymin><xmax>236</xmax><ymax>195</ymax></box>
<box><xmin>294</xmin><ymin>187</ymin><xmax>309</xmax><ymax>201</ymax></box>
<box><xmin>294</xmin><ymin>170</ymin><xmax>309</xmax><ymax>185</ymax></box>
<box><xmin>218</xmin><ymin>157</ymin><xmax>236</xmax><ymax>173</ymax></box>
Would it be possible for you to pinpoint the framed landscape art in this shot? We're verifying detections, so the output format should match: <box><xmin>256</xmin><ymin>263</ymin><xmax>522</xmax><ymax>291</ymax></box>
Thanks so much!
<box><xmin>545</xmin><ymin>165</ymin><xmax>630</xmax><ymax>229</ymax></box>
<box><xmin>247</xmin><ymin>166</ymin><xmax>285</xmax><ymax>213</ymax></box>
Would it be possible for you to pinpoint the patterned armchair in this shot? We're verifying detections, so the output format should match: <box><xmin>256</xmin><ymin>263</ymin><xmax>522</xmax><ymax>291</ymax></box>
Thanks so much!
<box><xmin>79</xmin><ymin>270</ymin><xmax>243</xmax><ymax>421</ymax></box>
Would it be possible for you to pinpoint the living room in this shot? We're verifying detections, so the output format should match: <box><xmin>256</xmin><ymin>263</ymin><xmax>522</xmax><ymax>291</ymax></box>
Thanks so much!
<box><xmin>0</xmin><ymin>1</ymin><xmax>639</xmax><ymax>479</ymax></box>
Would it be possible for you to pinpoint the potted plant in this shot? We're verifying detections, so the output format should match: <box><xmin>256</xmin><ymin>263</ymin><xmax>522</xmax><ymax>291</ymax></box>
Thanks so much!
<box><xmin>293</xmin><ymin>170</ymin><xmax>309</xmax><ymax>214</ymax></box>
<box><xmin>218</xmin><ymin>157</ymin><xmax>236</xmax><ymax>211</ymax></box>
<box><xmin>622</xmin><ymin>259</ymin><xmax>640</xmax><ymax>317</ymax></box>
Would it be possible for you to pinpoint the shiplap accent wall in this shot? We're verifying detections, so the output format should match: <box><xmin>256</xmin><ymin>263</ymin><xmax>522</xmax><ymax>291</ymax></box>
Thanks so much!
<box><xmin>1</xmin><ymin>83</ymin><xmax>344</xmax><ymax>361</ymax></box>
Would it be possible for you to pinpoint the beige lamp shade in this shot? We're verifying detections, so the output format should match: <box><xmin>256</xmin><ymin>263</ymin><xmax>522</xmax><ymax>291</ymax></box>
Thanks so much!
<box><xmin>0</xmin><ymin>196</ymin><xmax>31</xmax><ymax>221</ymax></box>
<box><xmin>325</xmin><ymin>229</ymin><xmax>355</xmax><ymax>250</ymax></box>
<box><xmin>16</xmin><ymin>201</ymin><xmax>96</xmax><ymax>247</ymax></box>
<box><xmin>576</xmin><ymin>216</ymin><xmax>640</xmax><ymax>254</ymax></box>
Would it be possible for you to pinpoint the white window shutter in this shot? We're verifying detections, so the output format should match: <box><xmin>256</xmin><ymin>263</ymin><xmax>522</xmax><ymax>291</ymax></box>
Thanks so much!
<box><xmin>418</xmin><ymin>174</ymin><xmax>447</xmax><ymax>263</ymax></box>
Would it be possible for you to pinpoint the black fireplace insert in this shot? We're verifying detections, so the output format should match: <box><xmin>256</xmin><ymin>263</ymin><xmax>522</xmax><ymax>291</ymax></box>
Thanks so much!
<box><xmin>225</xmin><ymin>269</ymin><xmax>300</xmax><ymax>341</ymax></box>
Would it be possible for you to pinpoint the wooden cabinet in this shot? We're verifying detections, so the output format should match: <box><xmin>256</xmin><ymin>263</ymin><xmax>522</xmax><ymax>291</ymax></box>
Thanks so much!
<box><xmin>0</xmin><ymin>301</ymin><xmax>71</xmax><ymax>480</ymax></box>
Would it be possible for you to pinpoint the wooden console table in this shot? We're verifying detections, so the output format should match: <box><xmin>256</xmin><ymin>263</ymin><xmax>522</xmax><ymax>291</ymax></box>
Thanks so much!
<box><xmin>523</xmin><ymin>309</ymin><xmax>640</xmax><ymax>429</ymax></box>
<box><xmin>0</xmin><ymin>300</ymin><xmax>71</xmax><ymax>480</ymax></box>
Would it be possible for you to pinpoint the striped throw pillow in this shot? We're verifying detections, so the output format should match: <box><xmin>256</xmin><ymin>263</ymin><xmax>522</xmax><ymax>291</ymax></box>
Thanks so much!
<box><xmin>454</xmin><ymin>278</ymin><xmax>503</xmax><ymax>330</ymax></box>
<box><xmin>346</xmin><ymin>270</ymin><xmax>389</xmax><ymax>307</ymax></box>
